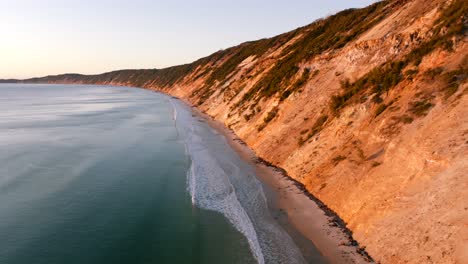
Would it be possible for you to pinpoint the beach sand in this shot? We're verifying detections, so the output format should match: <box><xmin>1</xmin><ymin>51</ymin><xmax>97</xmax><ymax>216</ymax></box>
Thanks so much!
<box><xmin>187</xmin><ymin>103</ymin><xmax>374</xmax><ymax>264</ymax></box>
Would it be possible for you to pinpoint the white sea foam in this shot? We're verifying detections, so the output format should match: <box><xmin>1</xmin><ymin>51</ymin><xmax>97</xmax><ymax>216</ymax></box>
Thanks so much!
<box><xmin>169</xmin><ymin>98</ymin><xmax>306</xmax><ymax>264</ymax></box>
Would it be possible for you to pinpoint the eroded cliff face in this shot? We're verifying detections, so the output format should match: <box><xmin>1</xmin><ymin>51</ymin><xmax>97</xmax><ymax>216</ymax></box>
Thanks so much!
<box><xmin>18</xmin><ymin>0</ymin><xmax>467</xmax><ymax>263</ymax></box>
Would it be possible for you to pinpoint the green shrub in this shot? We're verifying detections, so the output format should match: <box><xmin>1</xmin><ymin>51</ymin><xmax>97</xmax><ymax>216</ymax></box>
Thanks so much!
<box><xmin>375</xmin><ymin>99</ymin><xmax>397</xmax><ymax>117</ymax></box>
<box><xmin>311</xmin><ymin>69</ymin><xmax>320</xmax><ymax>78</ymax></box>
<box><xmin>372</xmin><ymin>94</ymin><xmax>384</xmax><ymax>104</ymax></box>
<box><xmin>405</xmin><ymin>0</ymin><xmax>467</xmax><ymax>66</ymax></box>
<box><xmin>258</xmin><ymin>107</ymin><xmax>280</xmax><ymax>131</ymax></box>
<box><xmin>424</xmin><ymin>67</ymin><xmax>444</xmax><ymax>79</ymax></box>
<box><xmin>280</xmin><ymin>68</ymin><xmax>311</xmax><ymax>101</ymax></box>
<box><xmin>400</xmin><ymin>115</ymin><xmax>414</xmax><ymax>124</ymax></box>
<box><xmin>404</xmin><ymin>69</ymin><xmax>419</xmax><ymax>80</ymax></box>
<box><xmin>205</xmin><ymin>35</ymin><xmax>294</xmax><ymax>86</ymax></box>
<box><xmin>328</xmin><ymin>0</ymin><xmax>466</xmax><ymax>115</ymax></box>
<box><xmin>409</xmin><ymin>99</ymin><xmax>434</xmax><ymax>117</ymax></box>
<box><xmin>329</xmin><ymin>60</ymin><xmax>404</xmax><ymax>114</ymax></box>
<box><xmin>264</xmin><ymin>107</ymin><xmax>279</xmax><ymax>123</ymax></box>
<box><xmin>279</xmin><ymin>90</ymin><xmax>293</xmax><ymax>101</ymax></box>
<box><xmin>375</xmin><ymin>103</ymin><xmax>389</xmax><ymax>117</ymax></box>
<box><xmin>332</xmin><ymin>155</ymin><xmax>346</xmax><ymax>165</ymax></box>
<box><xmin>245</xmin><ymin>1</ymin><xmax>391</xmax><ymax>102</ymax></box>
<box><xmin>442</xmin><ymin>67</ymin><xmax>467</xmax><ymax>97</ymax></box>
<box><xmin>392</xmin><ymin>115</ymin><xmax>414</xmax><ymax>124</ymax></box>
<box><xmin>298</xmin><ymin>115</ymin><xmax>328</xmax><ymax>145</ymax></box>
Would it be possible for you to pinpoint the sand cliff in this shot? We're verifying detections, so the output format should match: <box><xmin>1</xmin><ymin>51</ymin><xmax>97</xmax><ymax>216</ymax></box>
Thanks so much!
<box><xmin>11</xmin><ymin>0</ymin><xmax>467</xmax><ymax>263</ymax></box>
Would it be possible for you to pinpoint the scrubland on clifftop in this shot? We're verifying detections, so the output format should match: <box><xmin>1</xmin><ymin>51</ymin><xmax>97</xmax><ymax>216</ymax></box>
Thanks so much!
<box><xmin>16</xmin><ymin>0</ymin><xmax>468</xmax><ymax>263</ymax></box>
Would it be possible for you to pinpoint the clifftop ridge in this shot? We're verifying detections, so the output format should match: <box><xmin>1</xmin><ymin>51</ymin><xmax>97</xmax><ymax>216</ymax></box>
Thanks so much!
<box><xmin>5</xmin><ymin>1</ymin><xmax>467</xmax><ymax>263</ymax></box>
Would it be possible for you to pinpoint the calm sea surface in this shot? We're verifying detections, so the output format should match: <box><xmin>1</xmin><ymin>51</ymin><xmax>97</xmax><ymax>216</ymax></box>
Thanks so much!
<box><xmin>0</xmin><ymin>84</ymin><xmax>325</xmax><ymax>264</ymax></box>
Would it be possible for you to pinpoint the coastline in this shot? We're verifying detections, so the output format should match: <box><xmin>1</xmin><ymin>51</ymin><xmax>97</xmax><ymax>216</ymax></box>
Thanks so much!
<box><xmin>5</xmin><ymin>82</ymin><xmax>376</xmax><ymax>263</ymax></box>
<box><xmin>184</xmin><ymin>101</ymin><xmax>375</xmax><ymax>264</ymax></box>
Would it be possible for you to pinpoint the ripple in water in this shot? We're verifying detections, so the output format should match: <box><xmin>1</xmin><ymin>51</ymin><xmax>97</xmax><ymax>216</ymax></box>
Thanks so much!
<box><xmin>171</xmin><ymin>99</ymin><xmax>307</xmax><ymax>264</ymax></box>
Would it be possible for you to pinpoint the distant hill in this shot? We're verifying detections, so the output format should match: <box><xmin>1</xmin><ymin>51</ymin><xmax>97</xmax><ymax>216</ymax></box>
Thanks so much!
<box><xmin>0</xmin><ymin>79</ymin><xmax>19</xmax><ymax>83</ymax></box>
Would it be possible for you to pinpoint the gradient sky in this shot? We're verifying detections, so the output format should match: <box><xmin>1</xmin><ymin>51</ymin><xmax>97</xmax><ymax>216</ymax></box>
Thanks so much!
<box><xmin>0</xmin><ymin>0</ymin><xmax>377</xmax><ymax>79</ymax></box>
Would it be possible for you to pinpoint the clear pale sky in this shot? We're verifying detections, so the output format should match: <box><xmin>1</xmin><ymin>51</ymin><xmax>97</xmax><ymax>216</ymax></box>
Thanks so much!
<box><xmin>0</xmin><ymin>0</ymin><xmax>377</xmax><ymax>79</ymax></box>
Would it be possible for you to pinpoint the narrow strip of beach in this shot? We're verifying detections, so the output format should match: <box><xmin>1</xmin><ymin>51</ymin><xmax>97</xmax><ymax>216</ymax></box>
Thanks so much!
<box><xmin>185</xmin><ymin>102</ymin><xmax>374</xmax><ymax>264</ymax></box>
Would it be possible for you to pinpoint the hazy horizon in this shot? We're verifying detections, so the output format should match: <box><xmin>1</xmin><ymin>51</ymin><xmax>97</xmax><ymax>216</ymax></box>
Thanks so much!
<box><xmin>1</xmin><ymin>0</ymin><xmax>377</xmax><ymax>79</ymax></box>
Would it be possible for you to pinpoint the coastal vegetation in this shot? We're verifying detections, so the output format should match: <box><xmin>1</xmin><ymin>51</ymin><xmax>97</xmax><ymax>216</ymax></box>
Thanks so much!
<box><xmin>4</xmin><ymin>1</ymin><xmax>467</xmax><ymax>263</ymax></box>
<box><xmin>329</xmin><ymin>0</ymin><xmax>467</xmax><ymax>115</ymax></box>
<box><xmin>242</xmin><ymin>1</ymin><xmax>392</xmax><ymax>103</ymax></box>
<box><xmin>408</xmin><ymin>97</ymin><xmax>434</xmax><ymax>117</ymax></box>
<box><xmin>258</xmin><ymin>107</ymin><xmax>279</xmax><ymax>131</ymax></box>
<box><xmin>298</xmin><ymin>115</ymin><xmax>328</xmax><ymax>146</ymax></box>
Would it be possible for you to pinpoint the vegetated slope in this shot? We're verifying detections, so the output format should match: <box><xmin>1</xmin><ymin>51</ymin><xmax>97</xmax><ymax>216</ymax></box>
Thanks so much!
<box><xmin>15</xmin><ymin>0</ymin><xmax>468</xmax><ymax>263</ymax></box>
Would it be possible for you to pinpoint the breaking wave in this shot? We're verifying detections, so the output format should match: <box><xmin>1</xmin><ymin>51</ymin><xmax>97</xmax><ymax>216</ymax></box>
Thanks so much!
<box><xmin>169</xmin><ymin>98</ymin><xmax>305</xmax><ymax>264</ymax></box>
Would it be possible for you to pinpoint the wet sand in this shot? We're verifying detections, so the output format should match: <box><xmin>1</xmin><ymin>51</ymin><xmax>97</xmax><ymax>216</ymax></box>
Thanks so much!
<box><xmin>186</xmin><ymin>103</ymin><xmax>374</xmax><ymax>264</ymax></box>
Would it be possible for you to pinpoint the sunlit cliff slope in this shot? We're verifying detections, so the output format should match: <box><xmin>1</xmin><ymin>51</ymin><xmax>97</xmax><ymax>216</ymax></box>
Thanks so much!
<box><xmin>10</xmin><ymin>0</ymin><xmax>468</xmax><ymax>263</ymax></box>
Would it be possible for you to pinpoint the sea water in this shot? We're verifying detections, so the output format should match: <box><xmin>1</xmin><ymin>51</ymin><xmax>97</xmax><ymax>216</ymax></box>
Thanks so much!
<box><xmin>0</xmin><ymin>84</ymin><xmax>324</xmax><ymax>264</ymax></box>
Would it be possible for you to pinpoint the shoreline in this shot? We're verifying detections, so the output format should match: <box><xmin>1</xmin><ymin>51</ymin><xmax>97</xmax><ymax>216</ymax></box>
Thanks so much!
<box><xmin>4</xmin><ymin>82</ymin><xmax>376</xmax><ymax>263</ymax></box>
<box><xmin>186</xmin><ymin>102</ymin><xmax>375</xmax><ymax>264</ymax></box>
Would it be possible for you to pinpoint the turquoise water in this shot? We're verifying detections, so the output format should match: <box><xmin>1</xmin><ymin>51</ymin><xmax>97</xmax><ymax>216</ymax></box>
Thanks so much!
<box><xmin>0</xmin><ymin>84</ymin><xmax>323</xmax><ymax>263</ymax></box>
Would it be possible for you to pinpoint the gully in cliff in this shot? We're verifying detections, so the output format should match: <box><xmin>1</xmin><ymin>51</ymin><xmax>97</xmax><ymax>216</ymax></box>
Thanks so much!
<box><xmin>1</xmin><ymin>0</ymin><xmax>466</xmax><ymax>263</ymax></box>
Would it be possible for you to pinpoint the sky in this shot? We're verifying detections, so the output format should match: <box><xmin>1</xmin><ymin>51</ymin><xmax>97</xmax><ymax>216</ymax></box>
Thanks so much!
<box><xmin>0</xmin><ymin>0</ymin><xmax>377</xmax><ymax>79</ymax></box>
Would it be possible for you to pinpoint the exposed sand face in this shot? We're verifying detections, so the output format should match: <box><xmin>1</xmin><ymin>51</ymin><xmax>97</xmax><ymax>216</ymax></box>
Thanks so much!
<box><xmin>191</xmin><ymin>105</ymin><xmax>374</xmax><ymax>264</ymax></box>
<box><xmin>163</xmin><ymin>2</ymin><xmax>466</xmax><ymax>263</ymax></box>
<box><xmin>20</xmin><ymin>0</ymin><xmax>467</xmax><ymax>263</ymax></box>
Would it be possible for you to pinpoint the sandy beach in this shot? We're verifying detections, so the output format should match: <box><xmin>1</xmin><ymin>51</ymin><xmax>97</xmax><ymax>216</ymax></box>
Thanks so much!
<box><xmin>188</xmin><ymin>103</ymin><xmax>374</xmax><ymax>264</ymax></box>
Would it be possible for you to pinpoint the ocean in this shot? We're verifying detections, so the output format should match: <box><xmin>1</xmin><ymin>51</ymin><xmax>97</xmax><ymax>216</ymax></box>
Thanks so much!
<box><xmin>0</xmin><ymin>84</ymin><xmax>325</xmax><ymax>264</ymax></box>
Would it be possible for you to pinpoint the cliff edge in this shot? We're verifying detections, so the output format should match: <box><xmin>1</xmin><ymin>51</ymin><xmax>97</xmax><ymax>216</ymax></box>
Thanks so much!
<box><xmin>8</xmin><ymin>0</ymin><xmax>467</xmax><ymax>263</ymax></box>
